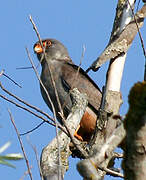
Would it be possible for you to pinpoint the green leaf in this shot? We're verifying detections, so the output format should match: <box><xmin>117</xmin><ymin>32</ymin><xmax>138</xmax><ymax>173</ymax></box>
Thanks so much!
<box><xmin>0</xmin><ymin>141</ymin><xmax>11</xmax><ymax>154</ymax></box>
<box><xmin>0</xmin><ymin>159</ymin><xmax>16</xmax><ymax>168</ymax></box>
<box><xmin>0</xmin><ymin>153</ymin><xmax>23</xmax><ymax>160</ymax></box>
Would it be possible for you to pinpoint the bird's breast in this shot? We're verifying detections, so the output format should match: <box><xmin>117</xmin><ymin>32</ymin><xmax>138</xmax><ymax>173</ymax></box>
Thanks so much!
<box><xmin>40</xmin><ymin>63</ymin><xmax>72</xmax><ymax>121</ymax></box>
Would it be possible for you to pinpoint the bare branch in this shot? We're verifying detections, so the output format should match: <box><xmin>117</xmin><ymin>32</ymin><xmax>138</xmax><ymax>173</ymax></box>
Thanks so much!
<box><xmin>0</xmin><ymin>92</ymin><xmax>66</xmax><ymax>134</ymax></box>
<box><xmin>88</xmin><ymin>3</ymin><xmax>146</xmax><ymax>72</ymax></box>
<box><xmin>0</xmin><ymin>82</ymin><xmax>53</xmax><ymax>121</ymax></box>
<box><xmin>77</xmin><ymin>122</ymin><xmax>125</xmax><ymax>179</ymax></box>
<box><xmin>27</xmin><ymin>136</ymin><xmax>44</xmax><ymax>180</ymax></box>
<box><xmin>29</xmin><ymin>16</ymin><xmax>63</xmax><ymax>179</ymax></box>
<box><xmin>0</xmin><ymin>69</ymin><xmax>21</xmax><ymax>88</ymax></box>
<box><xmin>8</xmin><ymin>110</ymin><xmax>33</xmax><ymax>180</ymax></box>
<box><xmin>3</xmin><ymin>73</ymin><xmax>22</xmax><ymax>88</ymax></box>
<box><xmin>127</xmin><ymin>1</ymin><xmax>146</xmax><ymax>81</ymax></box>
<box><xmin>29</xmin><ymin>15</ymin><xmax>44</xmax><ymax>56</ymax></box>
<box><xmin>98</xmin><ymin>166</ymin><xmax>123</xmax><ymax>178</ymax></box>
<box><xmin>16</xmin><ymin>66</ymin><xmax>33</xmax><ymax>70</ymax></box>
<box><xmin>20</xmin><ymin>122</ymin><xmax>45</xmax><ymax>136</ymax></box>
<box><xmin>19</xmin><ymin>166</ymin><xmax>33</xmax><ymax>180</ymax></box>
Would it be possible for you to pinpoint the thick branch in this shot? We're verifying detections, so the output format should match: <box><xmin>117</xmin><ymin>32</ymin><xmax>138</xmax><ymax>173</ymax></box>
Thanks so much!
<box><xmin>77</xmin><ymin>122</ymin><xmax>125</xmax><ymax>179</ymax></box>
<box><xmin>77</xmin><ymin>1</ymin><xmax>136</xmax><ymax>179</ymax></box>
<box><xmin>40</xmin><ymin>88</ymin><xmax>88</xmax><ymax>180</ymax></box>
<box><xmin>123</xmin><ymin>82</ymin><xmax>146</xmax><ymax>180</ymax></box>
<box><xmin>89</xmin><ymin>3</ymin><xmax>146</xmax><ymax>71</ymax></box>
<box><xmin>77</xmin><ymin>91</ymin><xmax>124</xmax><ymax>179</ymax></box>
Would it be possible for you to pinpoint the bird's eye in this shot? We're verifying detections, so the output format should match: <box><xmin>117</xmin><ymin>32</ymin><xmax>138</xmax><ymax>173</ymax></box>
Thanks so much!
<box><xmin>42</xmin><ymin>40</ymin><xmax>52</xmax><ymax>48</ymax></box>
<box><xmin>46</xmin><ymin>40</ymin><xmax>52</xmax><ymax>46</ymax></box>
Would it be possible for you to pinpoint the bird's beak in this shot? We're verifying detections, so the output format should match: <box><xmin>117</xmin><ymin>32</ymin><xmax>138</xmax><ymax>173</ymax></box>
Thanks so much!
<box><xmin>34</xmin><ymin>44</ymin><xmax>43</xmax><ymax>54</ymax></box>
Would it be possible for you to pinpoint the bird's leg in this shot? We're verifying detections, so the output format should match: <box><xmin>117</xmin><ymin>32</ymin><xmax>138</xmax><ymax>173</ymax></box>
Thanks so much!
<box><xmin>74</xmin><ymin>125</ymin><xmax>83</xmax><ymax>141</ymax></box>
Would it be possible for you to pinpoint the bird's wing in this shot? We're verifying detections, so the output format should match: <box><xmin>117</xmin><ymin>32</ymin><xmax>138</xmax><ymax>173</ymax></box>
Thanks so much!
<box><xmin>61</xmin><ymin>63</ymin><xmax>102</xmax><ymax>112</ymax></box>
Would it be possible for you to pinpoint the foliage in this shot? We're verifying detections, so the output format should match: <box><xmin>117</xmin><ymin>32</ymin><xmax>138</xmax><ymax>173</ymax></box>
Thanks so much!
<box><xmin>0</xmin><ymin>141</ymin><xmax>23</xmax><ymax>168</ymax></box>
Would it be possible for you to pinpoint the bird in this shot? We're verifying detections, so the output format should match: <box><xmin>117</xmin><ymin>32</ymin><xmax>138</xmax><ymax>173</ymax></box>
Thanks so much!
<box><xmin>34</xmin><ymin>39</ymin><xmax>102</xmax><ymax>141</ymax></box>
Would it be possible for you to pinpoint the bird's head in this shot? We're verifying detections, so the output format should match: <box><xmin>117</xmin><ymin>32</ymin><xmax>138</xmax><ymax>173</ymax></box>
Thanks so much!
<box><xmin>33</xmin><ymin>39</ymin><xmax>70</xmax><ymax>64</ymax></box>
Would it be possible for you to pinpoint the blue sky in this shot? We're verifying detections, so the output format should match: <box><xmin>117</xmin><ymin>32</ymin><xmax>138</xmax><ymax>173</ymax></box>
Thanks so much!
<box><xmin>0</xmin><ymin>1</ymin><xmax>145</xmax><ymax>180</ymax></box>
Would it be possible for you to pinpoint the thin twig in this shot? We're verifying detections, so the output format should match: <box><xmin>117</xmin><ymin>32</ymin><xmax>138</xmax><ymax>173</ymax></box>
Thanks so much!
<box><xmin>29</xmin><ymin>16</ymin><xmax>43</xmax><ymax>52</ymax></box>
<box><xmin>74</xmin><ymin>44</ymin><xmax>86</xmax><ymax>78</ymax></box>
<box><xmin>127</xmin><ymin>0</ymin><xmax>146</xmax><ymax>80</ymax></box>
<box><xmin>19</xmin><ymin>166</ymin><xmax>33</xmax><ymax>180</ymax></box>
<box><xmin>98</xmin><ymin>166</ymin><xmax>124</xmax><ymax>178</ymax></box>
<box><xmin>3</xmin><ymin>73</ymin><xmax>22</xmax><ymax>88</ymax></box>
<box><xmin>0</xmin><ymin>93</ymin><xmax>67</xmax><ymax>134</ymax></box>
<box><xmin>30</xmin><ymin>16</ymin><xmax>65</xmax><ymax>137</ymax></box>
<box><xmin>0</xmin><ymin>69</ymin><xmax>21</xmax><ymax>88</ymax></box>
<box><xmin>0</xmin><ymin>81</ymin><xmax>67</xmax><ymax>133</ymax></box>
<box><xmin>73</xmin><ymin>45</ymin><xmax>86</xmax><ymax>88</ymax></box>
<box><xmin>29</xmin><ymin>15</ymin><xmax>45</xmax><ymax>63</ymax></box>
<box><xmin>27</xmin><ymin>136</ymin><xmax>44</xmax><ymax>180</ymax></box>
<box><xmin>20</xmin><ymin>121</ymin><xmax>45</xmax><ymax>136</ymax></box>
<box><xmin>29</xmin><ymin>16</ymin><xmax>72</xmax><ymax>180</ymax></box>
<box><xmin>26</xmin><ymin>43</ymin><xmax>62</xmax><ymax>180</ymax></box>
<box><xmin>16</xmin><ymin>66</ymin><xmax>33</xmax><ymax>70</ymax></box>
<box><xmin>0</xmin><ymin>93</ymin><xmax>50</xmax><ymax>122</ymax></box>
<box><xmin>0</xmin><ymin>82</ymin><xmax>53</xmax><ymax>121</ymax></box>
<box><xmin>8</xmin><ymin>109</ymin><xmax>33</xmax><ymax>180</ymax></box>
<box><xmin>113</xmin><ymin>152</ymin><xmax>123</xmax><ymax>159</ymax></box>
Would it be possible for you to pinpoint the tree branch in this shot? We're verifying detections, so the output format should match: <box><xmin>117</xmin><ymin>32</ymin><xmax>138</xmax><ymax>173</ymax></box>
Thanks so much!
<box><xmin>77</xmin><ymin>1</ymin><xmax>138</xmax><ymax>179</ymax></box>
<box><xmin>88</xmin><ymin>3</ymin><xmax>146</xmax><ymax>72</ymax></box>
<box><xmin>8</xmin><ymin>110</ymin><xmax>33</xmax><ymax>180</ymax></box>
<box><xmin>40</xmin><ymin>88</ymin><xmax>88</xmax><ymax>180</ymax></box>
<box><xmin>123</xmin><ymin>82</ymin><xmax>146</xmax><ymax>180</ymax></box>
